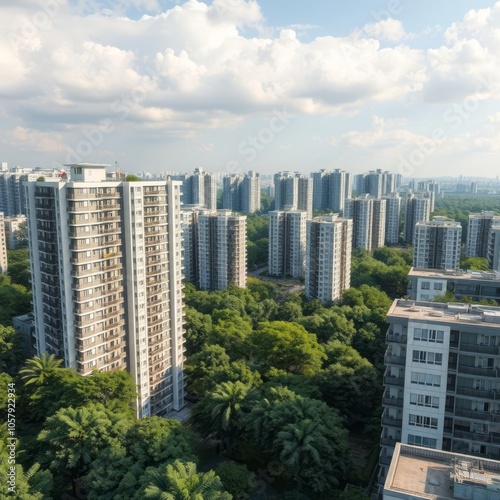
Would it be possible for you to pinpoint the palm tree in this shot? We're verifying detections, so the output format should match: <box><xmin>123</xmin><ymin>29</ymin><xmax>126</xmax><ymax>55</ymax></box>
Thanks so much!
<box><xmin>20</xmin><ymin>353</ymin><xmax>62</xmax><ymax>385</ymax></box>
<box><xmin>143</xmin><ymin>460</ymin><xmax>231</xmax><ymax>500</ymax></box>
<box><xmin>194</xmin><ymin>381</ymin><xmax>256</xmax><ymax>449</ymax></box>
<box><xmin>275</xmin><ymin>419</ymin><xmax>329</xmax><ymax>491</ymax></box>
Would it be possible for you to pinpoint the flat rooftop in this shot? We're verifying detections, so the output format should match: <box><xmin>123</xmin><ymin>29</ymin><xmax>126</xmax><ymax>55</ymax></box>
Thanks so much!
<box><xmin>385</xmin><ymin>444</ymin><xmax>500</xmax><ymax>499</ymax></box>
<box><xmin>409</xmin><ymin>268</ymin><xmax>500</xmax><ymax>282</ymax></box>
<box><xmin>387</xmin><ymin>299</ymin><xmax>500</xmax><ymax>326</ymax></box>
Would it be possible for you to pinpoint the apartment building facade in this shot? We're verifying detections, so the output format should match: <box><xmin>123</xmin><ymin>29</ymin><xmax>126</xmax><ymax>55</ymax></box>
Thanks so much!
<box><xmin>274</xmin><ymin>171</ymin><xmax>312</xmax><ymax>218</ymax></box>
<box><xmin>26</xmin><ymin>163</ymin><xmax>186</xmax><ymax>418</ymax></box>
<box><xmin>466</xmin><ymin>211</ymin><xmax>500</xmax><ymax>259</ymax></box>
<box><xmin>305</xmin><ymin>215</ymin><xmax>352</xmax><ymax>303</ymax></box>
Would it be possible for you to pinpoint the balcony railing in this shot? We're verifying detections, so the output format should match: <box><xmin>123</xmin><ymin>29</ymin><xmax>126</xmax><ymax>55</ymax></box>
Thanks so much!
<box><xmin>383</xmin><ymin>375</ymin><xmax>404</xmax><ymax>387</ymax></box>
<box><xmin>458</xmin><ymin>365</ymin><xmax>498</xmax><ymax>378</ymax></box>
<box><xmin>459</xmin><ymin>343</ymin><xmax>499</xmax><ymax>355</ymax></box>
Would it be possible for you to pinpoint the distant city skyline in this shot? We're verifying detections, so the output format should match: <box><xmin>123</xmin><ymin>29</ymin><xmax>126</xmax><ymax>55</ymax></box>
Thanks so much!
<box><xmin>2</xmin><ymin>1</ymin><xmax>500</xmax><ymax>177</ymax></box>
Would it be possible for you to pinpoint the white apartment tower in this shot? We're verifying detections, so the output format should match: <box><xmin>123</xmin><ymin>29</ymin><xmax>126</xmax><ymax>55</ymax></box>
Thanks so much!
<box><xmin>413</xmin><ymin>217</ymin><xmax>462</xmax><ymax>270</ymax></box>
<box><xmin>344</xmin><ymin>196</ymin><xmax>386</xmax><ymax>251</ymax></box>
<box><xmin>305</xmin><ymin>215</ymin><xmax>352</xmax><ymax>304</ymax></box>
<box><xmin>222</xmin><ymin>171</ymin><xmax>261</xmax><ymax>213</ymax></box>
<box><xmin>26</xmin><ymin>164</ymin><xmax>185</xmax><ymax>418</ymax></box>
<box><xmin>403</xmin><ymin>194</ymin><xmax>431</xmax><ymax>244</ymax></box>
<box><xmin>310</xmin><ymin>169</ymin><xmax>352</xmax><ymax>213</ymax></box>
<box><xmin>379</xmin><ymin>299</ymin><xmax>500</xmax><ymax>492</ymax></box>
<box><xmin>180</xmin><ymin>208</ymin><xmax>199</xmax><ymax>283</ymax></box>
<box><xmin>466</xmin><ymin>211</ymin><xmax>500</xmax><ymax>259</ymax></box>
<box><xmin>274</xmin><ymin>172</ymin><xmax>313</xmax><ymax>218</ymax></box>
<box><xmin>0</xmin><ymin>213</ymin><xmax>7</xmax><ymax>274</ymax></box>
<box><xmin>197</xmin><ymin>210</ymin><xmax>247</xmax><ymax>290</ymax></box>
<box><xmin>383</xmin><ymin>193</ymin><xmax>401</xmax><ymax>245</ymax></box>
<box><xmin>182</xmin><ymin>167</ymin><xmax>216</xmax><ymax>210</ymax></box>
<box><xmin>268</xmin><ymin>210</ymin><xmax>307</xmax><ymax>278</ymax></box>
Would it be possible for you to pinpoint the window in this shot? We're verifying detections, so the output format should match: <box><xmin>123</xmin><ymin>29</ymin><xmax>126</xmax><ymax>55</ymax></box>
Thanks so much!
<box><xmin>421</xmin><ymin>281</ymin><xmax>430</xmax><ymax>290</ymax></box>
<box><xmin>434</xmin><ymin>283</ymin><xmax>443</xmax><ymax>291</ymax></box>
<box><xmin>408</xmin><ymin>434</ymin><xmax>437</xmax><ymax>449</ymax></box>
<box><xmin>411</xmin><ymin>372</ymin><xmax>441</xmax><ymax>387</ymax></box>
<box><xmin>410</xmin><ymin>393</ymin><xmax>439</xmax><ymax>408</ymax></box>
<box><xmin>414</xmin><ymin>328</ymin><xmax>443</xmax><ymax>343</ymax></box>
<box><xmin>409</xmin><ymin>414</ymin><xmax>438</xmax><ymax>429</ymax></box>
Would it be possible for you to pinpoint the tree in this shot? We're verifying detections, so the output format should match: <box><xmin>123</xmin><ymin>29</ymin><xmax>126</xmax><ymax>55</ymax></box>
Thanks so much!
<box><xmin>125</xmin><ymin>174</ymin><xmax>142</xmax><ymax>181</ymax></box>
<box><xmin>184</xmin><ymin>344</ymin><xmax>231</xmax><ymax>395</ymax></box>
<box><xmin>209</xmin><ymin>310</ymin><xmax>253</xmax><ymax>361</ymax></box>
<box><xmin>20</xmin><ymin>353</ymin><xmax>63</xmax><ymax>386</ymax></box>
<box><xmin>141</xmin><ymin>460</ymin><xmax>232</xmax><ymax>500</ymax></box>
<box><xmin>0</xmin><ymin>324</ymin><xmax>29</xmax><ymax>375</ymax></box>
<box><xmin>125</xmin><ymin>417</ymin><xmax>197</xmax><ymax>469</ymax></box>
<box><xmin>37</xmin><ymin>404</ymin><xmax>131</xmax><ymax>494</ymax></box>
<box><xmin>0</xmin><ymin>275</ymin><xmax>32</xmax><ymax>324</ymax></box>
<box><xmin>249</xmin><ymin>322</ymin><xmax>325</xmax><ymax>375</ymax></box>
<box><xmin>460</xmin><ymin>256</ymin><xmax>489</xmax><ymax>271</ymax></box>
<box><xmin>12</xmin><ymin>221</ymin><xmax>29</xmax><ymax>249</ymax></box>
<box><xmin>275</xmin><ymin>419</ymin><xmax>328</xmax><ymax>492</ymax></box>
<box><xmin>193</xmin><ymin>381</ymin><xmax>256</xmax><ymax>449</ymax></box>
<box><xmin>184</xmin><ymin>307</ymin><xmax>213</xmax><ymax>356</ymax></box>
<box><xmin>215</xmin><ymin>461</ymin><xmax>256</xmax><ymax>499</ymax></box>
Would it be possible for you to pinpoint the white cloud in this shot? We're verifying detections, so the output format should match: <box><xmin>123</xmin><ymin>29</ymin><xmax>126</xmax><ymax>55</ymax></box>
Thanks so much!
<box><xmin>7</xmin><ymin>127</ymin><xmax>65</xmax><ymax>152</ymax></box>
<box><xmin>362</xmin><ymin>18</ymin><xmax>409</xmax><ymax>42</ymax></box>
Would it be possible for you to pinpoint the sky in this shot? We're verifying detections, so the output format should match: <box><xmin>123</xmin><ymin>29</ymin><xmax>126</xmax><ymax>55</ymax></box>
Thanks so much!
<box><xmin>1</xmin><ymin>0</ymin><xmax>500</xmax><ymax>178</ymax></box>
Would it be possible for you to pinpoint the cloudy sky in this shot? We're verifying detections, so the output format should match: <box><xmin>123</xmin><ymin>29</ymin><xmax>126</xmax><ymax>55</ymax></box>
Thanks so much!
<box><xmin>1</xmin><ymin>0</ymin><xmax>500</xmax><ymax>178</ymax></box>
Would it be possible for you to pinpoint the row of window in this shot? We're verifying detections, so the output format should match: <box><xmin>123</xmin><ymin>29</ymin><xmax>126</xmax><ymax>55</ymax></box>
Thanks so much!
<box><xmin>407</xmin><ymin>434</ymin><xmax>437</xmax><ymax>449</ymax></box>
<box><xmin>410</xmin><ymin>372</ymin><xmax>441</xmax><ymax>387</ymax></box>
<box><xmin>409</xmin><ymin>414</ymin><xmax>438</xmax><ymax>429</ymax></box>
<box><xmin>413</xmin><ymin>328</ymin><xmax>444</xmax><ymax>343</ymax></box>
<box><xmin>412</xmin><ymin>350</ymin><xmax>443</xmax><ymax>365</ymax></box>
<box><xmin>409</xmin><ymin>393</ymin><xmax>439</xmax><ymax>408</ymax></box>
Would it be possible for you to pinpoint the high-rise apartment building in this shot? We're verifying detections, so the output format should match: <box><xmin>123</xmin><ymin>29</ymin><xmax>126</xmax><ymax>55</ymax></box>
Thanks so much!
<box><xmin>413</xmin><ymin>217</ymin><xmax>462</xmax><ymax>270</ymax></box>
<box><xmin>383</xmin><ymin>193</ymin><xmax>401</xmax><ymax>245</ymax></box>
<box><xmin>222</xmin><ymin>171</ymin><xmax>260</xmax><ymax>213</ymax></box>
<box><xmin>180</xmin><ymin>207</ymin><xmax>199</xmax><ymax>284</ymax></box>
<box><xmin>355</xmin><ymin>169</ymin><xmax>399</xmax><ymax>198</ymax></box>
<box><xmin>310</xmin><ymin>169</ymin><xmax>352</xmax><ymax>213</ymax></box>
<box><xmin>274</xmin><ymin>171</ymin><xmax>312</xmax><ymax>218</ymax></box>
<box><xmin>488</xmin><ymin>226</ymin><xmax>500</xmax><ymax>271</ymax></box>
<box><xmin>0</xmin><ymin>166</ymin><xmax>61</xmax><ymax>216</ymax></box>
<box><xmin>305</xmin><ymin>215</ymin><xmax>352</xmax><ymax>304</ymax></box>
<box><xmin>197</xmin><ymin>210</ymin><xmax>247</xmax><ymax>290</ymax></box>
<box><xmin>466</xmin><ymin>211</ymin><xmax>500</xmax><ymax>259</ymax></box>
<box><xmin>4</xmin><ymin>214</ymin><xmax>27</xmax><ymax>250</ymax></box>
<box><xmin>180</xmin><ymin>167</ymin><xmax>216</xmax><ymax>210</ymax></box>
<box><xmin>0</xmin><ymin>213</ymin><xmax>7</xmax><ymax>274</ymax></box>
<box><xmin>268</xmin><ymin>210</ymin><xmax>307</xmax><ymax>278</ymax></box>
<box><xmin>344</xmin><ymin>196</ymin><xmax>386</xmax><ymax>251</ymax></box>
<box><xmin>403</xmin><ymin>194</ymin><xmax>431</xmax><ymax>244</ymax></box>
<box><xmin>379</xmin><ymin>299</ymin><xmax>500</xmax><ymax>491</ymax></box>
<box><xmin>26</xmin><ymin>163</ymin><xmax>185</xmax><ymax>418</ymax></box>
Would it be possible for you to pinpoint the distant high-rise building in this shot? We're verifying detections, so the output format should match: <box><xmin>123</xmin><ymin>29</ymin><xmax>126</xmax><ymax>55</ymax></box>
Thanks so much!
<box><xmin>383</xmin><ymin>193</ymin><xmax>401</xmax><ymax>245</ymax></box>
<box><xmin>180</xmin><ymin>208</ymin><xmax>199</xmax><ymax>284</ymax></box>
<box><xmin>466</xmin><ymin>211</ymin><xmax>500</xmax><ymax>258</ymax></box>
<box><xmin>403</xmin><ymin>194</ymin><xmax>431</xmax><ymax>244</ymax></box>
<box><xmin>305</xmin><ymin>215</ymin><xmax>352</xmax><ymax>304</ymax></box>
<box><xmin>197</xmin><ymin>210</ymin><xmax>247</xmax><ymax>290</ymax></box>
<box><xmin>3</xmin><ymin>214</ymin><xmax>27</xmax><ymax>250</ymax></box>
<box><xmin>413</xmin><ymin>217</ymin><xmax>462</xmax><ymax>270</ymax></box>
<box><xmin>268</xmin><ymin>209</ymin><xmax>307</xmax><ymax>278</ymax></box>
<box><xmin>310</xmin><ymin>169</ymin><xmax>352</xmax><ymax>213</ymax></box>
<box><xmin>26</xmin><ymin>164</ymin><xmax>186</xmax><ymax>418</ymax></box>
<box><xmin>344</xmin><ymin>196</ymin><xmax>386</xmax><ymax>251</ymax></box>
<box><xmin>181</xmin><ymin>167</ymin><xmax>216</xmax><ymax>210</ymax></box>
<box><xmin>0</xmin><ymin>166</ymin><xmax>61</xmax><ymax>216</ymax></box>
<box><xmin>222</xmin><ymin>171</ymin><xmax>260</xmax><ymax>213</ymax></box>
<box><xmin>488</xmin><ymin>226</ymin><xmax>500</xmax><ymax>271</ymax></box>
<box><xmin>0</xmin><ymin>213</ymin><xmax>7</xmax><ymax>274</ymax></box>
<box><xmin>356</xmin><ymin>169</ymin><xmax>398</xmax><ymax>198</ymax></box>
<box><xmin>274</xmin><ymin>172</ymin><xmax>312</xmax><ymax>218</ymax></box>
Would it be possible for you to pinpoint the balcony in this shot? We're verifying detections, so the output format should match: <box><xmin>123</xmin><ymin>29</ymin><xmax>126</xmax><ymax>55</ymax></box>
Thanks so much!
<box><xmin>384</xmin><ymin>355</ymin><xmax>405</xmax><ymax>366</ymax></box>
<box><xmin>386</xmin><ymin>334</ymin><xmax>407</xmax><ymax>344</ymax></box>
<box><xmin>382</xmin><ymin>396</ymin><xmax>404</xmax><ymax>408</ymax></box>
<box><xmin>383</xmin><ymin>375</ymin><xmax>404</xmax><ymax>387</ymax></box>
<box><xmin>380</xmin><ymin>437</ymin><xmax>397</xmax><ymax>447</ymax></box>
<box><xmin>456</xmin><ymin>386</ymin><xmax>495</xmax><ymax>400</ymax></box>
<box><xmin>454</xmin><ymin>408</ymin><xmax>491</xmax><ymax>420</ymax></box>
<box><xmin>458</xmin><ymin>365</ymin><xmax>498</xmax><ymax>378</ymax></box>
<box><xmin>381</xmin><ymin>414</ymin><xmax>402</xmax><ymax>427</ymax></box>
<box><xmin>460</xmin><ymin>343</ymin><xmax>499</xmax><ymax>355</ymax></box>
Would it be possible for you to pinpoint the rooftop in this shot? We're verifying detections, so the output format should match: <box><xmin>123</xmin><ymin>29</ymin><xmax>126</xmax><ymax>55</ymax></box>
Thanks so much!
<box><xmin>387</xmin><ymin>299</ymin><xmax>500</xmax><ymax>326</ymax></box>
<box><xmin>385</xmin><ymin>444</ymin><xmax>500</xmax><ymax>499</ymax></box>
<box><xmin>409</xmin><ymin>268</ymin><xmax>500</xmax><ymax>282</ymax></box>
